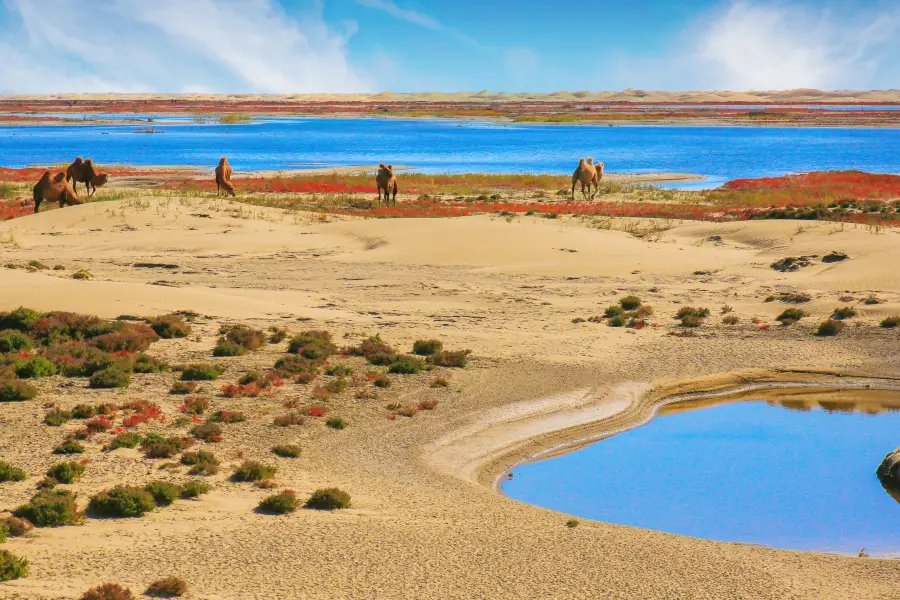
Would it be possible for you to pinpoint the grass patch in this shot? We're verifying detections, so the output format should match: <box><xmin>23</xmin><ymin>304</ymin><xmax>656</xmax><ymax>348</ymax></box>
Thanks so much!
<box><xmin>181</xmin><ymin>363</ymin><xmax>226</xmax><ymax>381</ymax></box>
<box><xmin>0</xmin><ymin>461</ymin><xmax>26</xmax><ymax>482</ymax></box>
<box><xmin>88</xmin><ymin>485</ymin><xmax>156</xmax><ymax>518</ymax></box>
<box><xmin>0</xmin><ymin>549</ymin><xmax>28</xmax><ymax>582</ymax></box>
<box><xmin>258</xmin><ymin>490</ymin><xmax>300</xmax><ymax>514</ymax></box>
<box><xmin>272</xmin><ymin>444</ymin><xmax>301</xmax><ymax>458</ymax></box>
<box><xmin>231</xmin><ymin>460</ymin><xmax>276</xmax><ymax>482</ymax></box>
<box><xmin>305</xmin><ymin>487</ymin><xmax>351</xmax><ymax>510</ymax></box>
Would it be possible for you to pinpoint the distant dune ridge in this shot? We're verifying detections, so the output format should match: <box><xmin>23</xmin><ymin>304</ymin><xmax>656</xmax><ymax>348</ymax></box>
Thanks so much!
<box><xmin>4</xmin><ymin>89</ymin><xmax>900</xmax><ymax>104</ymax></box>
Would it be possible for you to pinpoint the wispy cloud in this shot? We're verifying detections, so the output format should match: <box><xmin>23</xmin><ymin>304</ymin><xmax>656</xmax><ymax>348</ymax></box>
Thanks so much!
<box><xmin>0</xmin><ymin>0</ymin><xmax>371</xmax><ymax>94</ymax></box>
<box><xmin>354</xmin><ymin>0</ymin><xmax>478</xmax><ymax>47</ymax></box>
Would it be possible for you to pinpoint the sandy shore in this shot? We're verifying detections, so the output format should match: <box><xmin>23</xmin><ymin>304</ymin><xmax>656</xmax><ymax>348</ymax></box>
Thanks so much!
<box><xmin>0</xmin><ymin>197</ymin><xmax>899</xmax><ymax>599</ymax></box>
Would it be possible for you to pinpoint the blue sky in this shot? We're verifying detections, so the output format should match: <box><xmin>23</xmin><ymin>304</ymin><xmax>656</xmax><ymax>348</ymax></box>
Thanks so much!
<box><xmin>1</xmin><ymin>0</ymin><xmax>898</xmax><ymax>94</ymax></box>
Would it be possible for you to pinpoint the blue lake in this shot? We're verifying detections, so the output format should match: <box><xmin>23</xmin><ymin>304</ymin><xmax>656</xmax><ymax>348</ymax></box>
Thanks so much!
<box><xmin>2</xmin><ymin>118</ymin><xmax>900</xmax><ymax>189</ymax></box>
<box><xmin>503</xmin><ymin>400</ymin><xmax>900</xmax><ymax>556</ymax></box>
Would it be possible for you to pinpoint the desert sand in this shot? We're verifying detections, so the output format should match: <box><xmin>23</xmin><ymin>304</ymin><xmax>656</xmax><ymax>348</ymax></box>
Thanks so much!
<box><xmin>1</xmin><ymin>195</ymin><xmax>900</xmax><ymax>599</ymax></box>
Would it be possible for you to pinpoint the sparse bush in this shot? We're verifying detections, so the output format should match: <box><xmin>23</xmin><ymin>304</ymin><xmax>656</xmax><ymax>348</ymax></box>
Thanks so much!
<box><xmin>324</xmin><ymin>365</ymin><xmax>353</xmax><ymax>377</ymax></box>
<box><xmin>0</xmin><ymin>330</ymin><xmax>32</xmax><ymax>353</ymax></box>
<box><xmin>14</xmin><ymin>489</ymin><xmax>82</xmax><ymax>526</ymax></box>
<box><xmin>132</xmin><ymin>353</ymin><xmax>167</xmax><ymax>374</ymax></box>
<box><xmin>326</xmin><ymin>417</ymin><xmax>347</xmax><ymax>430</ymax></box>
<box><xmin>190</xmin><ymin>422</ymin><xmax>222</xmax><ymax>442</ymax></box>
<box><xmin>88</xmin><ymin>485</ymin><xmax>156</xmax><ymax>518</ymax></box>
<box><xmin>54</xmin><ymin>440</ymin><xmax>85</xmax><ymax>454</ymax></box>
<box><xmin>44</xmin><ymin>408</ymin><xmax>71</xmax><ymax>426</ymax></box>
<box><xmin>207</xmin><ymin>409</ymin><xmax>245</xmax><ymax>423</ymax></box>
<box><xmin>389</xmin><ymin>355</ymin><xmax>426</xmax><ymax>374</ymax></box>
<box><xmin>181</xmin><ymin>363</ymin><xmax>225</xmax><ymax>381</ymax></box>
<box><xmin>149</xmin><ymin>314</ymin><xmax>191</xmax><ymax>339</ymax></box>
<box><xmin>89</xmin><ymin>367</ymin><xmax>131</xmax><ymax>389</ymax></box>
<box><xmin>619</xmin><ymin>295</ymin><xmax>641</xmax><ymax>310</ymax></box>
<box><xmin>722</xmin><ymin>315</ymin><xmax>740</xmax><ymax>325</ymax></box>
<box><xmin>417</xmin><ymin>399</ymin><xmax>438</xmax><ymax>411</ymax></box>
<box><xmin>37</xmin><ymin>477</ymin><xmax>58</xmax><ymax>490</ymax></box>
<box><xmin>142</xmin><ymin>436</ymin><xmax>192</xmax><ymax>459</ymax></box>
<box><xmin>346</xmin><ymin>334</ymin><xmax>396</xmax><ymax>365</ymax></box>
<box><xmin>395</xmin><ymin>407</ymin><xmax>417</xmax><ymax>418</ymax></box>
<box><xmin>272</xmin><ymin>444</ymin><xmax>301</xmax><ymax>458</ymax></box>
<box><xmin>676</xmin><ymin>306</ymin><xmax>710</xmax><ymax>320</ymax></box>
<box><xmin>430</xmin><ymin>350</ymin><xmax>470</xmax><ymax>368</ymax></box>
<box><xmin>91</xmin><ymin>323</ymin><xmax>159</xmax><ymax>353</ymax></box>
<box><xmin>288</xmin><ymin>330</ymin><xmax>336</xmax><ymax>360</ymax></box>
<box><xmin>607</xmin><ymin>314</ymin><xmax>627</xmax><ymax>328</ymax></box>
<box><xmin>373</xmin><ymin>375</ymin><xmax>391</xmax><ymax>388</ymax></box>
<box><xmin>273</xmin><ymin>413</ymin><xmax>305</xmax><ymax>427</ymax></box>
<box><xmin>864</xmin><ymin>295</ymin><xmax>882</xmax><ymax>305</ymax></box>
<box><xmin>258</xmin><ymin>490</ymin><xmax>300</xmax><ymax>514</ymax></box>
<box><xmin>305</xmin><ymin>487</ymin><xmax>351</xmax><ymax>510</ymax></box>
<box><xmin>14</xmin><ymin>356</ymin><xmax>56</xmax><ymax>378</ymax></box>
<box><xmin>144</xmin><ymin>481</ymin><xmax>182</xmax><ymax>506</ymax></box>
<box><xmin>71</xmin><ymin>269</ymin><xmax>93</xmax><ymax>281</ymax></box>
<box><xmin>146</xmin><ymin>577</ymin><xmax>187</xmax><ymax>597</ymax></box>
<box><xmin>0</xmin><ymin>380</ymin><xmax>37</xmax><ymax>402</ymax></box>
<box><xmin>79</xmin><ymin>582</ymin><xmax>135</xmax><ymax>600</ymax></box>
<box><xmin>431</xmin><ymin>378</ymin><xmax>449</xmax><ymax>388</ymax></box>
<box><xmin>47</xmin><ymin>461</ymin><xmax>85</xmax><ymax>484</ymax></box>
<box><xmin>273</xmin><ymin>355</ymin><xmax>319</xmax><ymax>377</ymax></box>
<box><xmin>180</xmin><ymin>450</ymin><xmax>219</xmax><ymax>467</ymax></box>
<box><xmin>181</xmin><ymin>396</ymin><xmax>209</xmax><ymax>415</ymax></box>
<box><xmin>1</xmin><ymin>516</ymin><xmax>33</xmax><ymax>537</ymax></box>
<box><xmin>107</xmin><ymin>432</ymin><xmax>142</xmax><ymax>450</ymax></box>
<box><xmin>239</xmin><ymin>370</ymin><xmax>264</xmax><ymax>385</ymax></box>
<box><xmin>86</xmin><ymin>416</ymin><xmax>113</xmax><ymax>433</ymax></box>
<box><xmin>679</xmin><ymin>315</ymin><xmax>703</xmax><ymax>328</ymax></box>
<box><xmin>413</xmin><ymin>339</ymin><xmax>443</xmax><ymax>356</ymax></box>
<box><xmin>604</xmin><ymin>305</ymin><xmax>624</xmax><ymax>318</ymax></box>
<box><xmin>565</xmin><ymin>519</ymin><xmax>579</xmax><ymax>528</ymax></box>
<box><xmin>180</xmin><ymin>481</ymin><xmax>210</xmax><ymax>498</ymax></box>
<box><xmin>212</xmin><ymin>340</ymin><xmax>246</xmax><ymax>357</ymax></box>
<box><xmin>880</xmin><ymin>316</ymin><xmax>900</xmax><ymax>328</ymax></box>
<box><xmin>831</xmin><ymin>306</ymin><xmax>857</xmax><ymax>320</ymax></box>
<box><xmin>169</xmin><ymin>381</ymin><xmax>198</xmax><ymax>395</ymax></box>
<box><xmin>0</xmin><ymin>460</ymin><xmax>26</xmax><ymax>483</ymax></box>
<box><xmin>817</xmin><ymin>319</ymin><xmax>845</xmax><ymax>337</ymax></box>
<box><xmin>776</xmin><ymin>308</ymin><xmax>808</xmax><ymax>324</ymax></box>
<box><xmin>0</xmin><ymin>549</ymin><xmax>28</xmax><ymax>582</ymax></box>
<box><xmin>231</xmin><ymin>461</ymin><xmax>276</xmax><ymax>482</ymax></box>
<box><xmin>326</xmin><ymin>378</ymin><xmax>348</xmax><ymax>394</ymax></box>
<box><xmin>268</xmin><ymin>327</ymin><xmax>288</xmax><ymax>344</ymax></box>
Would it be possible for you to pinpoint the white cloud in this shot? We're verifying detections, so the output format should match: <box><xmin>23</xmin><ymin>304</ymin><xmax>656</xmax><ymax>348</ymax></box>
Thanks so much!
<box><xmin>354</xmin><ymin>0</ymin><xmax>479</xmax><ymax>48</ymax></box>
<box><xmin>697</xmin><ymin>1</ymin><xmax>900</xmax><ymax>90</ymax></box>
<box><xmin>0</xmin><ymin>0</ymin><xmax>372</xmax><ymax>94</ymax></box>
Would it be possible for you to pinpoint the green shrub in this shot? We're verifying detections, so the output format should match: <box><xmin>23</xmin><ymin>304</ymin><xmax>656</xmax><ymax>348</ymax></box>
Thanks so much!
<box><xmin>144</xmin><ymin>481</ymin><xmax>182</xmax><ymax>506</ymax></box>
<box><xmin>169</xmin><ymin>380</ymin><xmax>198</xmax><ymax>395</ymax></box>
<box><xmin>231</xmin><ymin>461</ymin><xmax>276</xmax><ymax>482</ymax></box>
<box><xmin>219</xmin><ymin>324</ymin><xmax>266</xmax><ymax>351</ymax></box>
<box><xmin>429</xmin><ymin>349</ymin><xmax>470</xmax><ymax>368</ymax></box>
<box><xmin>37</xmin><ymin>477</ymin><xmax>58</xmax><ymax>490</ymax></box>
<box><xmin>776</xmin><ymin>308</ymin><xmax>808</xmax><ymax>324</ymax></box>
<box><xmin>212</xmin><ymin>340</ymin><xmax>246</xmax><ymax>357</ymax></box>
<box><xmin>0</xmin><ymin>524</ymin><xmax>7</xmax><ymax>543</ymax></box>
<box><xmin>288</xmin><ymin>330</ymin><xmax>336</xmax><ymax>360</ymax></box>
<box><xmin>47</xmin><ymin>461</ymin><xmax>85</xmax><ymax>484</ymax></box>
<box><xmin>607</xmin><ymin>314</ymin><xmax>627</xmax><ymax>328</ymax></box>
<box><xmin>207</xmin><ymin>409</ymin><xmax>245</xmax><ymax>423</ymax></box>
<box><xmin>619</xmin><ymin>295</ymin><xmax>641</xmax><ymax>310</ymax></box>
<box><xmin>305</xmin><ymin>487</ymin><xmax>351</xmax><ymax>510</ymax></box>
<box><xmin>89</xmin><ymin>367</ymin><xmax>131</xmax><ymax>389</ymax></box>
<box><xmin>347</xmin><ymin>334</ymin><xmax>397</xmax><ymax>365</ymax></box>
<box><xmin>239</xmin><ymin>370</ymin><xmax>264</xmax><ymax>384</ymax></box>
<box><xmin>0</xmin><ymin>461</ymin><xmax>26</xmax><ymax>482</ymax></box>
<box><xmin>149</xmin><ymin>314</ymin><xmax>191</xmax><ymax>339</ymax></box>
<box><xmin>54</xmin><ymin>440</ymin><xmax>85</xmax><ymax>454</ymax></box>
<box><xmin>181</xmin><ymin>363</ymin><xmax>225</xmax><ymax>381</ymax></box>
<box><xmin>14</xmin><ymin>489</ymin><xmax>82</xmax><ymax>526</ymax></box>
<box><xmin>326</xmin><ymin>417</ymin><xmax>347</xmax><ymax>430</ymax></box>
<box><xmin>180</xmin><ymin>450</ymin><xmax>218</xmax><ymax>466</ymax></box>
<box><xmin>141</xmin><ymin>436</ymin><xmax>192</xmax><ymax>459</ymax></box>
<box><xmin>603</xmin><ymin>305</ymin><xmax>624</xmax><ymax>318</ymax></box>
<box><xmin>268</xmin><ymin>327</ymin><xmax>288</xmax><ymax>344</ymax></box>
<box><xmin>817</xmin><ymin>319</ymin><xmax>845</xmax><ymax>337</ymax></box>
<box><xmin>146</xmin><ymin>576</ymin><xmax>187</xmax><ymax>597</ymax></box>
<box><xmin>412</xmin><ymin>339</ymin><xmax>443</xmax><ymax>356</ymax></box>
<box><xmin>44</xmin><ymin>408</ymin><xmax>71</xmax><ymax>426</ymax></box>
<box><xmin>0</xmin><ymin>549</ymin><xmax>28</xmax><ymax>582</ymax></box>
<box><xmin>107</xmin><ymin>432</ymin><xmax>142</xmax><ymax>450</ymax></box>
<box><xmin>325</xmin><ymin>378</ymin><xmax>348</xmax><ymax>394</ymax></box>
<box><xmin>72</xmin><ymin>404</ymin><xmax>97</xmax><ymax>419</ymax></box>
<box><xmin>373</xmin><ymin>375</ymin><xmax>391</xmax><ymax>388</ymax></box>
<box><xmin>722</xmin><ymin>315</ymin><xmax>740</xmax><ymax>325</ymax></box>
<box><xmin>132</xmin><ymin>353</ymin><xmax>167</xmax><ymax>374</ymax></box>
<box><xmin>88</xmin><ymin>485</ymin><xmax>156</xmax><ymax>517</ymax></box>
<box><xmin>676</xmin><ymin>306</ymin><xmax>711</xmax><ymax>320</ymax></box>
<box><xmin>831</xmin><ymin>306</ymin><xmax>857</xmax><ymax>320</ymax></box>
<box><xmin>388</xmin><ymin>355</ymin><xmax>426</xmax><ymax>374</ymax></box>
<box><xmin>0</xmin><ymin>330</ymin><xmax>33</xmax><ymax>353</ymax></box>
<box><xmin>190</xmin><ymin>422</ymin><xmax>222</xmax><ymax>442</ymax></box>
<box><xmin>14</xmin><ymin>356</ymin><xmax>56</xmax><ymax>379</ymax></box>
<box><xmin>258</xmin><ymin>490</ymin><xmax>300</xmax><ymax>514</ymax></box>
<box><xmin>0</xmin><ymin>307</ymin><xmax>43</xmax><ymax>332</ymax></box>
<box><xmin>180</xmin><ymin>481</ymin><xmax>211</xmax><ymax>498</ymax></box>
<box><xmin>273</xmin><ymin>355</ymin><xmax>320</xmax><ymax>376</ymax></box>
<box><xmin>79</xmin><ymin>582</ymin><xmax>135</xmax><ymax>600</ymax></box>
<box><xmin>181</xmin><ymin>396</ymin><xmax>209</xmax><ymax>415</ymax></box>
<box><xmin>272</xmin><ymin>444</ymin><xmax>301</xmax><ymax>458</ymax></box>
<box><xmin>881</xmin><ymin>315</ymin><xmax>900</xmax><ymax>328</ymax></box>
<box><xmin>324</xmin><ymin>365</ymin><xmax>353</xmax><ymax>377</ymax></box>
<box><xmin>0</xmin><ymin>380</ymin><xmax>37</xmax><ymax>402</ymax></box>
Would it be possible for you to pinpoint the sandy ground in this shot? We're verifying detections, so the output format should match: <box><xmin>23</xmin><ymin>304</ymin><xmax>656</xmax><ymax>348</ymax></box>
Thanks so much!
<box><xmin>1</xmin><ymin>197</ymin><xmax>900</xmax><ymax>599</ymax></box>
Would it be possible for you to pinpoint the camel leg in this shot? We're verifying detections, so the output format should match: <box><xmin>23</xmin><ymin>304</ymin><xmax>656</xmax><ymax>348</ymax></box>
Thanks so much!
<box><xmin>377</xmin><ymin>188</ymin><xmax>383</xmax><ymax>207</ymax></box>
<box><xmin>571</xmin><ymin>180</ymin><xmax>577</xmax><ymax>201</ymax></box>
<box><xmin>34</xmin><ymin>197</ymin><xmax>42</xmax><ymax>214</ymax></box>
<box><xmin>392</xmin><ymin>184</ymin><xmax>398</xmax><ymax>207</ymax></box>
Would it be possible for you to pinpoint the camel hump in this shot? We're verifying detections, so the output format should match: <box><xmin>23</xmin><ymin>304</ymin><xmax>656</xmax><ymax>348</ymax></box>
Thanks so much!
<box><xmin>379</xmin><ymin>163</ymin><xmax>386</xmax><ymax>169</ymax></box>
<box><xmin>387</xmin><ymin>164</ymin><xmax>393</xmax><ymax>171</ymax></box>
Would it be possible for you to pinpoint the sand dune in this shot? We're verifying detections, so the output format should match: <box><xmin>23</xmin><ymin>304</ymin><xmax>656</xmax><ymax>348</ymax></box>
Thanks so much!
<box><xmin>0</xmin><ymin>198</ymin><xmax>899</xmax><ymax>598</ymax></box>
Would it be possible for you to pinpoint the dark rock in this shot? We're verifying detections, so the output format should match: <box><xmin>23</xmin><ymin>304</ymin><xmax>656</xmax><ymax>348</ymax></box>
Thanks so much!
<box><xmin>770</xmin><ymin>255</ymin><xmax>818</xmax><ymax>272</ymax></box>
<box><xmin>822</xmin><ymin>251</ymin><xmax>849</xmax><ymax>263</ymax></box>
<box><xmin>876</xmin><ymin>448</ymin><xmax>900</xmax><ymax>493</ymax></box>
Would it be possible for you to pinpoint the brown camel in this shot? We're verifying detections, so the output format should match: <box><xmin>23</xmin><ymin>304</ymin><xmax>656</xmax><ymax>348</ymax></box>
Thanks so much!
<box><xmin>215</xmin><ymin>156</ymin><xmax>235</xmax><ymax>197</ymax></box>
<box><xmin>592</xmin><ymin>159</ymin><xmax>605</xmax><ymax>189</ymax></box>
<box><xmin>33</xmin><ymin>171</ymin><xmax>81</xmax><ymax>213</ymax></box>
<box><xmin>66</xmin><ymin>157</ymin><xmax>108</xmax><ymax>197</ymax></box>
<box><xmin>375</xmin><ymin>163</ymin><xmax>398</xmax><ymax>206</ymax></box>
<box><xmin>571</xmin><ymin>157</ymin><xmax>598</xmax><ymax>200</ymax></box>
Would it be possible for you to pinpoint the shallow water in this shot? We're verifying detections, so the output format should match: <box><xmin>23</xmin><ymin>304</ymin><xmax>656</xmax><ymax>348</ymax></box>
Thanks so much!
<box><xmin>2</xmin><ymin>118</ymin><xmax>900</xmax><ymax>189</ymax></box>
<box><xmin>503</xmin><ymin>400</ymin><xmax>900</xmax><ymax>556</ymax></box>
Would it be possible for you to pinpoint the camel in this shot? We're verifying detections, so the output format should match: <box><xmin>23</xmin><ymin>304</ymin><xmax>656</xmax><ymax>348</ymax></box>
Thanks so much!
<box><xmin>571</xmin><ymin>157</ymin><xmax>598</xmax><ymax>200</ymax></box>
<box><xmin>592</xmin><ymin>159</ymin><xmax>605</xmax><ymax>189</ymax></box>
<box><xmin>375</xmin><ymin>163</ymin><xmax>398</xmax><ymax>206</ymax></box>
<box><xmin>66</xmin><ymin>157</ymin><xmax>108</xmax><ymax>197</ymax></box>
<box><xmin>215</xmin><ymin>156</ymin><xmax>235</xmax><ymax>197</ymax></box>
<box><xmin>33</xmin><ymin>171</ymin><xmax>81</xmax><ymax>213</ymax></box>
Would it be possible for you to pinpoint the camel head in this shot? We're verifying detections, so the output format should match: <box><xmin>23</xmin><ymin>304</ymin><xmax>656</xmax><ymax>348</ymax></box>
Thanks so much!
<box><xmin>379</xmin><ymin>163</ymin><xmax>386</xmax><ymax>169</ymax></box>
<box><xmin>52</xmin><ymin>172</ymin><xmax>66</xmax><ymax>183</ymax></box>
<box><xmin>219</xmin><ymin>156</ymin><xmax>228</xmax><ymax>166</ymax></box>
<box><xmin>73</xmin><ymin>156</ymin><xmax>83</xmax><ymax>166</ymax></box>
<box><xmin>92</xmin><ymin>174</ymin><xmax>109</xmax><ymax>188</ymax></box>
<box><xmin>386</xmin><ymin>164</ymin><xmax>393</xmax><ymax>172</ymax></box>
<box><xmin>586</xmin><ymin>157</ymin><xmax>594</xmax><ymax>165</ymax></box>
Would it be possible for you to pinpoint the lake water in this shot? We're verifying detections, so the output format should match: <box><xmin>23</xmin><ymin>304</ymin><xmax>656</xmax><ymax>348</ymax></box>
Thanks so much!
<box><xmin>2</xmin><ymin>118</ymin><xmax>900</xmax><ymax>189</ymax></box>
<box><xmin>503</xmin><ymin>399</ymin><xmax>900</xmax><ymax>556</ymax></box>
